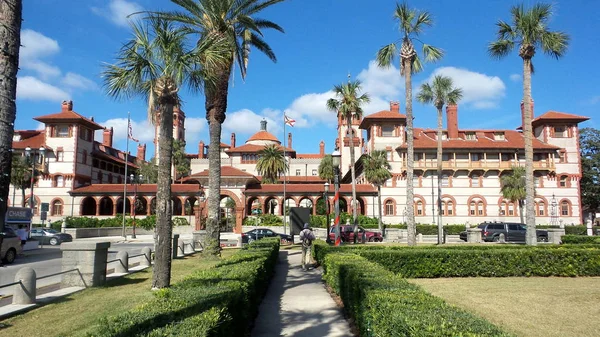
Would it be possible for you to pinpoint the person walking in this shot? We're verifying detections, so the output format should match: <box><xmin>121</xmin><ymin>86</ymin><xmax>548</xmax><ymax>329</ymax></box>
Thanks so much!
<box><xmin>16</xmin><ymin>224</ymin><xmax>28</xmax><ymax>247</ymax></box>
<box><xmin>299</xmin><ymin>223</ymin><xmax>315</xmax><ymax>271</ymax></box>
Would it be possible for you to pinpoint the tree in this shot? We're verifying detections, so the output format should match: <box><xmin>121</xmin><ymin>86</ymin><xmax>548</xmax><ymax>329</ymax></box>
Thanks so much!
<box><xmin>102</xmin><ymin>18</ymin><xmax>223</xmax><ymax>289</ymax></box>
<box><xmin>416</xmin><ymin>75</ymin><xmax>462</xmax><ymax>244</ymax></box>
<box><xmin>256</xmin><ymin>145</ymin><xmax>287</xmax><ymax>184</ymax></box>
<box><xmin>376</xmin><ymin>2</ymin><xmax>443</xmax><ymax>246</ymax></box>
<box><xmin>489</xmin><ymin>3</ymin><xmax>569</xmax><ymax>245</ymax></box>
<box><xmin>172</xmin><ymin>139</ymin><xmax>190</xmax><ymax>181</ymax></box>
<box><xmin>156</xmin><ymin>0</ymin><xmax>285</xmax><ymax>256</ymax></box>
<box><xmin>139</xmin><ymin>158</ymin><xmax>159</xmax><ymax>183</ymax></box>
<box><xmin>326</xmin><ymin>80</ymin><xmax>370</xmax><ymax>244</ymax></box>
<box><xmin>0</xmin><ymin>0</ymin><xmax>22</xmax><ymax>260</ymax></box>
<box><xmin>580</xmin><ymin>128</ymin><xmax>600</xmax><ymax>219</ymax></box>
<box><xmin>318</xmin><ymin>154</ymin><xmax>334</xmax><ymax>183</ymax></box>
<box><xmin>501</xmin><ymin>166</ymin><xmax>527</xmax><ymax>224</ymax></box>
<box><xmin>362</xmin><ymin>150</ymin><xmax>392</xmax><ymax>235</ymax></box>
<box><xmin>10</xmin><ymin>155</ymin><xmax>34</xmax><ymax>207</ymax></box>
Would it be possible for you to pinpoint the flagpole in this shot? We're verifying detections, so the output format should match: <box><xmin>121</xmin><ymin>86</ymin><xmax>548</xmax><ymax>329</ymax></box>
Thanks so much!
<box><xmin>283</xmin><ymin>115</ymin><xmax>287</xmax><ymax>235</ymax></box>
<box><xmin>121</xmin><ymin>112</ymin><xmax>130</xmax><ymax>239</ymax></box>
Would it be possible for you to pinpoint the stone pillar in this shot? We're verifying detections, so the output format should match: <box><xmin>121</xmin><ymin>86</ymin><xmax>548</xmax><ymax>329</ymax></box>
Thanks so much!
<box><xmin>235</xmin><ymin>207</ymin><xmax>244</xmax><ymax>234</ymax></box>
<box><xmin>467</xmin><ymin>228</ymin><xmax>483</xmax><ymax>243</ymax></box>
<box><xmin>61</xmin><ymin>241</ymin><xmax>111</xmax><ymax>287</ymax></box>
<box><xmin>13</xmin><ymin>267</ymin><xmax>36</xmax><ymax>305</ymax></box>
<box><xmin>547</xmin><ymin>228</ymin><xmax>566</xmax><ymax>244</ymax></box>
<box><xmin>586</xmin><ymin>218</ymin><xmax>593</xmax><ymax>236</ymax></box>
<box><xmin>193</xmin><ymin>230</ymin><xmax>207</xmax><ymax>251</ymax></box>
<box><xmin>178</xmin><ymin>239</ymin><xmax>185</xmax><ymax>256</ymax></box>
<box><xmin>417</xmin><ymin>233</ymin><xmax>423</xmax><ymax>243</ymax></box>
<box><xmin>141</xmin><ymin>247</ymin><xmax>152</xmax><ymax>267</ymax></box>
<box><xmin>115</xmin><ymin>251</ymin><xmax>128</xmax><ymax>274</ymax></box>
<box><xmin>95</xmin><ymin>201</ymin><xmax>101</xmax><ymax>216</ymax></box>
<box><xmin>172</xmin><ymin>234</ymin><xmax>180</xmax><ymax>259</ymax></box>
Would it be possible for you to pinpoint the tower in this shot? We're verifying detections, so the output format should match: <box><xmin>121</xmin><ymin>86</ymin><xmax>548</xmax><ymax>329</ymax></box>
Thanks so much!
<box><xmin>154</xmin><ymin>106</ymin><xmax>186</xmax><ymax>161</ymax></box>
<box><xmin>337</xmin><ymin>111</ymin><xmax>363</xmax><ymax>176</ymax></box>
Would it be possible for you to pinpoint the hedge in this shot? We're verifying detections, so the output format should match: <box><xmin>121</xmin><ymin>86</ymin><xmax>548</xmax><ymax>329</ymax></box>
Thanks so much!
<box><xmin>561</xmin><ymin>235</ymin><xmax>600</xmax><ymax>244</ymax></box>
<box><xmin>82</xmin><ymin>238</ymin><xmax>280</xmax><ymax>337</ymax></box>
<box><xmin>322</xmin><ymin>253</ymin><xmax>512</xmax><ymax>337</ymax></box>
<box><xmin>62</xmin><ymin>215</ymin><xmax>189</xmax><ymax>230</ymax></box>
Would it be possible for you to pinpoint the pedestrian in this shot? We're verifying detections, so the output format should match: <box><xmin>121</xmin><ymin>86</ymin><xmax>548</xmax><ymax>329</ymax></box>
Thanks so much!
<box><xmin>299</xmin><ymin>223</ymin><xmax>315</xmax><ymax>271</ymax></box>
<box><xmin>16</xmin><ymin>224</ymin><xmax>28</xmax><ymax>247</ymax></box>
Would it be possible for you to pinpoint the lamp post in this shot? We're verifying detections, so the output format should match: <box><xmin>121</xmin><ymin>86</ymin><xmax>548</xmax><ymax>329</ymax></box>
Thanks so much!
<box><xmin>25</xmin><ymin>146</ymin><xmax>45</xmax><ymax>213</ymax></box>
<box><xmin>550</xmin><ymin>193</ymin><xmax>558</xmax><ymax>227</ymax></box>
<box><xmin>198</xmin><ymin>192</ymin><xmax>206</xmax><ymax>230</ymax></box>
<box><xmin>324</xmin><ymin>181</ymin><xmax>331</xmax><ymax>243</ymax></box>
<box><xmin>130</xmin><ymin>173</ymin><xmax>143</xmax><ymax>239</ymax></box>
<box><xmin>332</xmin><ymin>150</ymin><xmax>341</xmax><ymax>246</ymax></box>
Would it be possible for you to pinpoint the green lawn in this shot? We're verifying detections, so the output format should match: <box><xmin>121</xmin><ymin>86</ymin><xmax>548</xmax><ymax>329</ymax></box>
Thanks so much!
<box><xmin>410</xmin><ymin>277</ymin><xmax>600</xmax><ymax>337</ymax></box>
<box><xmin>0</xmin><ymin>250</ymin><xmax>237</xmax><ymax>337</ymax></box>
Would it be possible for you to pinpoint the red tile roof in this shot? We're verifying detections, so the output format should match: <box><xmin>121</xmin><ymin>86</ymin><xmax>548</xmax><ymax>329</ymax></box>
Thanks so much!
<box><xmin>532</xmin><ymin>111</ymin><xmax>590</xmax><ymax>125</ymax></box>
<box><xmin>296</xmin><ymin>153</ymin><xmax>325</xmax><ymax>159</ymax></box>
<box><xmin>245</xmin><ymin>183</ymin><xmax>377</xmax><ymax>194</ymax></box>
<box><xmin>12</xmin><ymin>131</ymin><xmax>51</xmax><ymax>150</ymax></box>
<box><xmin>256</xmin><ymin>176</ymin><xmax>326</xmax><ymax>183</ymax></box>
<box><xmin>220</xmin><ymin>142</ymin><xmax>230</xmax><ymax>148</ymax></box>
<box><xmin>187</xmin><ymin>166</ymin><xmax>256</xmax><ymax>178</ymax></box>
<box><xmin>247</xmin><ymin>130</ymin><xmax>280</xmax><ymax>143</ymax></box>
<box><xmin>70</xmin><ymin>184</ymin><xmax>201</xmax><ymax>194</ymax></box>
<box><xmin>34</xmin><ymin>109</ymin><xmax>104</xmax><ymax>130</ymax></box>
<box><xmin>93</xmin><ymin>142</ymin><xmax>139</xmax><ymax>168</ymax></box>
<box><xmin>226</xmin><ymin>143</ymin><xmax>295</xmax><ymax>153</ymax></box>
<box><xmin>359</xmin><ymin>110</ymin><xmax>407</xmax><ymax>129</ymax></box>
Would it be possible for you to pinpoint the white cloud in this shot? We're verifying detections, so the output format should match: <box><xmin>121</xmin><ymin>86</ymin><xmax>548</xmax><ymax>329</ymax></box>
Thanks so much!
<box><xmin>185</xmin><ymin>117</ymin><xmax>206</xmax><ymax>143</ymax></box>
<box><xmin>61</xmin><ymin>72</ymin><xmax>98</xmax><ymax>91</ymax></box>
<box><xmin>428</xmin><ymin>67</ymin><xmax>506</xmax><ymax>109</ymax></box>
<box><xmin>357</xmin><ymin>61</ymin><xmax>403</xmax><ymax>99</ymax></box>
<box><xmin>509</xmin><ymin>73</ymin><xmax>522</xmax><ymax>82</ymax></box>
<box><xmin>92</xmin><ymin>0</ymin><xmax>143</xmax><ymax>27</ymax></box>
<box><xmin>95</xmin><ymin>118</ymin><xmax>155</xmax><ymax>144</ymax></box>
<box><xmin>223</xmin><ymin>109</ymin><xmax>281</xmax><ymax>137</ymax></box>
<box><xmin>16</xmin><ymin>76</ymin><xmax>69</xmax><ymax>102</ymax></box>
<box><xmin>19</xmin><ymin>30</ymin><xmax>61</xmax><ymax>79</ymax></box>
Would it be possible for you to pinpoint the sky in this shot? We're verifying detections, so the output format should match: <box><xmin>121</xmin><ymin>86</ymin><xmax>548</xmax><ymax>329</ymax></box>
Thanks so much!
<box><xmin>15</xmin><ymin>0</ymin><xmax>599</xmax><ymax>157</ymax></box>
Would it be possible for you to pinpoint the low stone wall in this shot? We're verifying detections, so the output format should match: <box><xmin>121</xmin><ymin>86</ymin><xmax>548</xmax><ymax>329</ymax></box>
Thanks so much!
<box><xmin>64</xmin><ymin>226</ymin><xmax>195</xmax><ymax>239</ymax></box>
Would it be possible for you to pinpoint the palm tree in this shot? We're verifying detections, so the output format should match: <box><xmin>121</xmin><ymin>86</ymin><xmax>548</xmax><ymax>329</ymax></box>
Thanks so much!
<box><xmin>376</xmin><ymin>2</ymin><xmax>443</xmax><ymax>246</ymax></box>
<box><xmin>10</xmin><ymin>155</ymin><xmax>32</xmax><ymax>207</ymax></box>
<box><xmin>362</xmin><ymin>150</ymin><xmax>392</xmax><ymax>236</ymax></box>
<box><xmin>326</xmin><ymin>80</ymin><xmax>370</xmax><ymax>244</ymax></box>
<box><xmin>489</xmin><ymin>3</ymin><xmax>569</xmax><ymax>245</ymax></box>
<box><xmin>318</xmin><ymin>154</ymin><xmax>334</xmax><ymax>183</ymax></box>
<box><xmin>416</xmin><ymin>75</ymin><xmax>462</xmax><ymax>244</ymax></box>
<box><xmin>501</xmin><ymin>166</ymin><xmax>527</xmax><ymax>224</ymax></box>
<box><xmin>256</xmin><ymin>145</ymin><xmax>287</xmax><ymax>184</ymax></box>
<box><xmin>155</xmin><ymin>0</ymin><xmax>285</xmax><ymax>256</ymax></box>
<box><xmin>0</xmin><ymin>0</ymin><xmax>22</xmax><ymax>258</ymax></box>
<box><xmin>102</xmin><ymin>18</ymin><xmax>224</xmax><ymax>289</ymax></box>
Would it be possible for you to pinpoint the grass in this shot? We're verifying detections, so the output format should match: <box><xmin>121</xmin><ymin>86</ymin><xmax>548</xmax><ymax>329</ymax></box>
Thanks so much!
<box><xmin>410</xmin><ymin>277</ymin><xmax>600</xmax><ymax>337</ymax></box>
<box><xmin>0</xmin><ymin>250</ymin><xmax>237</xmax><ymax>337</ymax></box>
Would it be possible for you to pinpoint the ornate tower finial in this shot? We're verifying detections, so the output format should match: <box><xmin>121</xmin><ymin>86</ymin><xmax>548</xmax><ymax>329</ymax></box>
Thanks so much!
<box><xmin>260</xmin><ymin>118</ymin><xmax>267</xmax><ymax>131</ymax></box>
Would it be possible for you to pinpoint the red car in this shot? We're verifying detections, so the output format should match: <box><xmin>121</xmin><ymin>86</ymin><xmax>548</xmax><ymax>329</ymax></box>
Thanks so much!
<box><xmin>328</xmin><ymin>225</ymin><xmax>383</xmax><ymax>243</ymax></box>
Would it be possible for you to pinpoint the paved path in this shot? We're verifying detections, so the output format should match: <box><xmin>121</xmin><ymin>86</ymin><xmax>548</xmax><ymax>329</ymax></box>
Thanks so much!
<box><xmin>252</xmin><ymin>250</ymin><xmax>353</xmax><ymax>337</ymax></box>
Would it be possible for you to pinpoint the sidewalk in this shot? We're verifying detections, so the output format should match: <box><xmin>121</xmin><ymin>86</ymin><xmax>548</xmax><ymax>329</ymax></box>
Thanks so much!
<box><xmin>251</xmin><ymin>249</ymin><xmax>353</xmax><ymax>337</ymax></box>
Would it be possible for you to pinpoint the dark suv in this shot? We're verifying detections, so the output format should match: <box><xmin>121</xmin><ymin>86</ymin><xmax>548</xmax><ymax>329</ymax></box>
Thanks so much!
<box><xmin>460</xmin><ymin>222</ymin><xmax>548</xmax><ymax>243</ymax></box>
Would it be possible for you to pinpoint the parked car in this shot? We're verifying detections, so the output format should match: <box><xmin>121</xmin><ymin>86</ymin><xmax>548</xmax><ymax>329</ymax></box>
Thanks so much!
<box><xmin>30</xmin><ymin>228</ymin><xmax>73</xmax><ymax>245</ymax></box>
<box><xmin>459</xmin><ymin>222</ymin><xmax>548</xmax><ymax>243</ymax></box>
<box><xmin>241</xmin><ymin>228</ymin><xmax>293</xmax><ymax>245</ymax></box>
<box><xmin>328</xmin><ymin>225</ymin><xmax>383</xmax><ymax>243</ymax></box>
<box><xmin>1</xmin><ymin>227</ymin><xmax>22</xmax><ymax>264</ymax></box>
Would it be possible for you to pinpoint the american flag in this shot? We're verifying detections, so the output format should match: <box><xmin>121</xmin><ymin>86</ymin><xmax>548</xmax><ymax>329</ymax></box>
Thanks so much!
<box><xmin>128</xmin><ymin>119</ymin><xmax>139</xmax><ymax>142</ymax></box>
<box><xmin>284</xmin><ymin>115</ymin><xmax>295</xmax><ymax>127</ymax></box>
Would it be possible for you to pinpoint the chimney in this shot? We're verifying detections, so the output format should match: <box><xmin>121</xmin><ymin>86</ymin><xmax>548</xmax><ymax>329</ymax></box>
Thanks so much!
<box><xmin>319</xmin><ymin>140</ymin><xmax>325</xmax><ymax>156</ymax></box>
<box><xmin>198</xmin><ymin>141</ymin><xmax>205</xmax><ymax>159</ymax></box>
<box><xmin>102</xmin><ymin>127</ymin><xmax>113</xmax><ymax>147</ymax></box>
<box><xmin>230</xmin><ymin>133</ymin><xmax>236</xmax><ymax>148</ymax></box>
<box><xmin>288</xmin><ymin>132</ymin><xmax>292</xmax><ymax>148</ymax></box>
<box><xmin>260</xmin><ymin>119</ymin><xmax>267</xmax><ymax>131</ymax></box>
<box><xmin>446</xmin><ymin>104</ymin><xmax>459</xmax><ymax>139</ymax></box>
<box><xmin>61</xmin><ymin>100</ymin><xmax>73</xmax><ymax>112</ymax></box>
<box><xmin>137</xmin><ymin>143</ymin><xmax>146</xmax><ymax>161</ymax></box>
<box><xmin>390</xmin><ymin>101</ymin><xmax>400</xmax><ymax>113</ymax></box>
<box><xmin>520</xmin><ymin>99</ymin><xmax>535</xmax><ymax>130</ymax></box>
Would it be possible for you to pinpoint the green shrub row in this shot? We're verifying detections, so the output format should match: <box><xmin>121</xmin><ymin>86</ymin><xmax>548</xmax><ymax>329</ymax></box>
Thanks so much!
<box><xmin>322</xmin><ymin>253</ymin><xmax>511</xmax><ymax>337</ymax></box>
<box><xmin>561</xmin><ymin>235</ymin><xmax>600</xmax><ymax>244</ymax></box>
<box><xmin>82</xmin><ymin>238</ymin><xmax>280</xmax><ymax>337</ymax></box>
<box><xmin>61</xmin><ymin>215</ymin><xmax>189</xmax><ymax>230</ymax></box>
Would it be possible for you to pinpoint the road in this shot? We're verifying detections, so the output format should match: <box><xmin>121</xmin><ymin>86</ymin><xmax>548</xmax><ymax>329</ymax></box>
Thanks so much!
<box><xmin>0</xmin><ymin>242</ymin><xmax>153</xmax><ymax>299</ymax></box>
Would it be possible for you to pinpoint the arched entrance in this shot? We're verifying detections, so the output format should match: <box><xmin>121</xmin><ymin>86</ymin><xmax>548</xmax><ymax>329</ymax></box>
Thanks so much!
<box><xmin>116</xmin><ymin>197</ymin><xmax>131</xmax><ymax>215</ymax></box>
<box><xmin>99</xmin><ymin>197</ymin><xmax>114</xmax><ymax>216</ymax></box>
<box><xmin>172</xmin><ymin>197</ymin><xmax>183</xmax><ymax>216</ymax></box>
<box><xmin>247</xmin><ymin>197</ymin><xmax>261</xmax><ymax>216</ymax></box>
<box><xmin>185</xmin><ymin>197</ymin><xmax>197</xmax><ymax>216</ymax></box>
<box><xmin>81</xmin><ymin>197</ymin><xmax>96</xmax><ymax>216</ymax></box>
<box><xmin>263</xmin><ymin>197</ymin><xmax>279</xmax><ymax>215</ymax></box>
<box><xmin>220</xmin><ymin>196</ymin><xmax>236</xmax><ymax>232</ymax></box>
<box><xmin>134</xmin><ymin>197</ymin><xmax>147</xmax><ymax>215</ymax></box>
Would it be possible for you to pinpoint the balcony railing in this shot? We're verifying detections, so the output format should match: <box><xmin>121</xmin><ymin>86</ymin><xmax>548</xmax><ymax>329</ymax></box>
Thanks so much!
<box><xmin>403</xmin><ymin>159</ymin><xmax>555</xmax><ymax>170</ymax></box>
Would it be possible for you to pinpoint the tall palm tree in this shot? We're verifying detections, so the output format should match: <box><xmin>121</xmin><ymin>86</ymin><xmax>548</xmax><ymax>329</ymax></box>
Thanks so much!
<box><xmin>501</xmin><ymin>166</ymin><xmax>527</xmax><ymax>224</ymax></box>
<box><xmin>362</xmin><ymin>150</ymin><xmax>392</xmax><ymax>236</ymax></box>
<box><xmin>416</xmin><ymin>75</ymin><xmax>462</xmax><ymax>244</ymax></box>
<box><xmin>326</xmin><ymin>80</ymin><xmax>370</xmax><ymax>244</ymax></box>
<box><xmin>10</xmin><ymin>155</ymin><xmax>33</xmax><ymax>207</ymax></box>
<box><xmin>376</xmin><ymin>2</ymin><xmax>443</xmax><ymax>246</ymax></box>
<box><xmin>102</xmin><ymin>18</ymin><xmax>224</xmax><ymax>289</ymax></box>
<box><xmin>0</xmin><ymin>0</ymin><xmax>22</xmax><ymax>258</ymax></box>
<box><xmin>318</xmin><ymin>154</ymin><xmax>334</xmax><ymax>183</ymax></box>
<box><xmin>155</xmin><ymin>0</ymin><xmax>285</xmax><ymax>256</ymax></box>
<box><xmin>489</xmin><ymin>3</ymin><xmax>569</xmax><ymax>245</ymax></box>
<box><xmin>256</xmin><ymin>145</ymin><xmax>287</xmax><ymax>184</ymax></box>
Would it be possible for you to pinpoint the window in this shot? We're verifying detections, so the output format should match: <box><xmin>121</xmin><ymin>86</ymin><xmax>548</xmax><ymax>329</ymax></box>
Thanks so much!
<box><xmin>108</xmin><ymin>174</ymin><xmax>113</xmax><ymax>183</ymax></box>
<box><xmin>79</xmin><ymin>127</ymin><xmax>92</xmax><ymax>142</ymax></box>
<box><xmin>560</xmin><ymin>200</ymin><xmax>570</xmax><ymax>216</ymax></box>
<box><xmin>534</xmin><ymin>175</ymin><xmax>543</xmax><ymax>188</ymax></box>
<box><xmin>559</xmin><ymin>175</ymin><xmax>568</xmax><ymax>188</ymax></box>
<box><xmin>296</xmin><ymin>169</ymin><xmax>301</xmax><ymax>176</ymax></box>
<box><xmin>469</xmin><ymin>198</ymin><xmax>485</xmax><ymax>216</ymax></box>
<box><xmin>55</xmin><ymin>150</ymin><xmax>64</xmax><ymax>162</ymax></box>
<box><xmin>471</xmin><ymin>153</ymin><xmax>481</xmax><ymax>161</ymax></box>
<box><xmin>465</xmin><ymin>132</ymin><xmax>476</xmax><ymax>140</ymax></box>
<box><xmin>499</xmin><ymin>200</ymin><xmax>515</xmax><ymax>216</ymax></box>
<box><xmin>51</xmin><ymin>200</ymin><xmax>63</xmax><ymax>216</ymax></box>
<box><xmin>414</xmin><ymin>153</ymin><xmax>422</xmax><ymax>161</ymax></box>
<box><xmin>494</xmin><ymin>132</ymin><xmax>505</xmax><ymax>140</ymax></box>
<box><xmin>558</xmin><ymin>151</ymin><xmax>566</xmax><ymax>163</ymax></box>
<box><xmin>442</xmin><ymin>153</ymin><xmax>450</xmax><ymax>161</ymax></box>
<box><xmin>382</xmin><ymin>125</ymin><xmax>394</xmax><ymax>137</ymax></box>
<box><xmin>536</xmin><ymin>200</ymin><xmax>546</xmax><ymax>216</ymax></box>
<box><xmin>554</xmin><ymin>126</ymin><xmax>567</xmax><ymax>138</ymax></box>
<box><xmin>501</xmin><ymin>153</ymin><xmax>511</xmax><ymax>162</ymax></box>
<box><xmin>441</xmin><ymin>174</ymin><xmax>450</xmax><ymax>188</ymax></box>
<box><xmin>54</xmin><ymin>125</ymin><xmax>70</xmax><ymax>138</ymax></box>
<box><xmin>312</xmin><ymin>169</ymin><xmax>317</xmax><ymax>176</ymax></box>
<box><xmin>442</xmin><ymin>199</ymin><xmax>454</xmax><ymax>216</ymax></box>
<box><xmin>386</xmin><ymin>150</ymin><xmax>392</xmax><ymax>161</ymax></box>
<box><xmin>414</xmin><ymin>199</ymin><xmax>425</xmax><ymax>216</ymax></box>
<box><xmin>97</xmin><ymin>171</ymin><xmax>103</xmax><ymax>181</ymax></box>
<box><xmin>471</xmin><ymin>174</ymin><xmax>480</xmax><ymax>187</ymax></box>
<box><xmin>54</xmin><ymin>175</ymin><xmax>64</xmax><ymax>187</ymax></box>
<box><xmin>385</xmin><ymin>200</ymin><xmax>394</xmax><ymax>216</ymax></box>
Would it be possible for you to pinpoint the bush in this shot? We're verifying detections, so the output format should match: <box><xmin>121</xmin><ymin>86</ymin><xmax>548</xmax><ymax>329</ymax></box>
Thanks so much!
<box><xmin>538</xmin><ymin>225</ymin><xmax>590</xmax><ymax>235</ymax></box>
<box><xmin>243</xmin><ymin>214</ymin><xmax>282</xmax><ymax>226</ymax></box>
<box><xmin>322</xmin><ymin>253</ymin><xmax>511</xmax><ymax>337</ymax></box>
<box><xmin>561</xmin><ymin>235</ymin><xmax>600</xmax><ymax>244</ymax></box>
<box><xmin>83</xmin><ymin>238</ymin><xmax>280</xmax><ymax>337</ymax></box>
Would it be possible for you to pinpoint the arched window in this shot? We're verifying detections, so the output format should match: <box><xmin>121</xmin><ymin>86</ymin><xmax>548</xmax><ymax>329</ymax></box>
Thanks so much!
<box><xmin>384</xmin><ymin>200</ymin><xmax>394</xmax><ymax>216</ymax></box>
<box><xmin>414</xmin><ymin>198</ymin><xmax>425</xmax><ymax>216</ymax></box>
<box><xmin>535</xmin><ymin>200</ymin><xmax>546</xmax><ymax>216</ymax></box>
<box><xmin>469</xmin><ymin>197</ymin><xmax>486</xmax><ymax>216</ymax></box>
<box><xmin>441</xmin><ymin>197</ymin><xmax>454</xmax><ymax>216</ymax></box>
<box><xmin>560</xmin><ymin>200</ymin><xmax>571</xmax><ymax>216</ymax></box>
<box><xmin>54</xmin><ymin>175</ymin><xmax>64</xmax><ymax>188</ymax></box>
<box><xmin>559</xmin><ymin>175</ymin><xmax>569</xmax><ymax>188</ymax></box>
<box><xmin>51</xmin><ymin>199</ymin><xmax>63</xmax><ymax>216</ymax></box>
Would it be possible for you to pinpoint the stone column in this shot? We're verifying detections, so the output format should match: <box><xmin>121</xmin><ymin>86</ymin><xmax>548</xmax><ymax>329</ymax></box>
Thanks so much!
<box><xmin>546</xmin><ymin>228</ymin><xmax>566</xmax><ymax>244</ymax></box>
<box><xmin>467</xmin><ymin>228</ymin><xmax>483</xmax><ymax>243</ymax></box>
<box><xmin>234</xmin><ymin>206</ymin><xmax>244</xmax><ymax>233</ymax></box>
<box><xmin>115</xmin><ymin>251</ymin><xmax>128</xmax><ymax>274</ymax></box>
<box><xmin>61</xmin><ymin>241</ymin><xmax>111</xmax><ymax>287</ymax></box>
<box><xmin>141</xmin><ymin>247</ymin><xmax>152</xmax><ymax>267</ymax></box>
<box><xmin>13</xmin><ymin>267</ymin><xmax>36</xmax><ymax>305</ymax></box>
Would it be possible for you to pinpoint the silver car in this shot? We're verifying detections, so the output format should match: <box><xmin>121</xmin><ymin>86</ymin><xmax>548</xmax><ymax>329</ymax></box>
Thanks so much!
<box><xmin>1</xmin><ymin>227</ymin><xmax>22</xmax><ymax>264</ymax></box>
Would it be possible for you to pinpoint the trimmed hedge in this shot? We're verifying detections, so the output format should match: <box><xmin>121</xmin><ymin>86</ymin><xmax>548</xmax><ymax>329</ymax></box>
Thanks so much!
<box><xmin>322</xmin><ymin>253</ymin><xmax>512</xmax><ymax>337</ymax></box>
<box><xmin>82</xmin><ymin>238</ymin><xmax>280</xmax><ymax>337</ymax></box>
<box><xmin>562</xmin><ymin>235</ymin><xmax>600</xmax><ymax>244</ymax></box>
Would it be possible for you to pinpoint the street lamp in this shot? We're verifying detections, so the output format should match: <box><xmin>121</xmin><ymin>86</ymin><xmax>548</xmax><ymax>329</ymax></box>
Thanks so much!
<box><xmin>550</xmin><ymin>193</ymin><xmax>558</xmax><ymax>227</ymax></box>
<box><xmin>332</xmin><ymin>150</ymin><xmax>341</xmax><ymax>246</ymax></box>
<box><xmin>25</xmin><ymin>146</ymin><xmax>45</xmax><ymax>212</ymax></box>
<box><xmin>324</xmin><ymin>181</ymin><xmax>331</xmax><ymax>243</ymax></box>
<box><xmin>130</xmin><ymin>173</ymin><xmax>143</xmax><ymax>239</ymax></box>
<box><xmin>198</xmin><ymin>191</ymin><xmax>206</xmax><ymax>230</ymax></box>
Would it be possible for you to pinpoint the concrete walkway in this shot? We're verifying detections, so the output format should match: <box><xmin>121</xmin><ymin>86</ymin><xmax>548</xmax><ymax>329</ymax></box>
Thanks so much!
<box><xmin>251</xmin><ymin>250</ymin><xmax>354</xmax><ymax>337</ymax></box>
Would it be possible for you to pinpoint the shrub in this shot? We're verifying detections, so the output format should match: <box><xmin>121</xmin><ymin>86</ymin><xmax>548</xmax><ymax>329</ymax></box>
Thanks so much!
<box><xmin>561</xmin><ymin>235</ymin><xmax>600</xmax><ymax>244</ymax></box>
<box><xmin>172</xmin><ymin>217</ymin><xmax>189</xmax><ymax>227</ymax></box>
<box><xmin>83</xmin><ymin>238</ymin><xmax>280</xmax><ymax>337</ymax></box>
<box><xmin>322</xmin><ymin>253</ymin><xmax>511</xmax><ymax>337</ymax></box>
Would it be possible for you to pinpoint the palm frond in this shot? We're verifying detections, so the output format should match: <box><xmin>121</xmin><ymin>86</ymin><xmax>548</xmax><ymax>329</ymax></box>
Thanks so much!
<box><xmin>422</xmin><ymin>44</ymin><xmax>444</xmax><ymax>63</ymax></box>
<box><xmin>488</xmin><ymin>40</ymin><xmax>514</xmax><ymax>59</ymax></box>
<box><xmin>412</xmin><ymin>10</ymin><xmax>433</xmax><ymax>35</ymax></box>
<box><xmin>416</xmin><ymin>83</ymin><xmax>433</xmax><ymax>104</ymax></box>
<box><xmin>376</xmin><ymin>43</ymin><xmax>397</xmax><ymax>68</ymax></box>
<box><xmin>540</xmin><ymin>31</ymin><xmax>569</xmax><ymax>59</ymax></box>
<box><xmin>250</xmin><ymin>32</ymin><xmax>276</xmax><ymax>62</ymax></box>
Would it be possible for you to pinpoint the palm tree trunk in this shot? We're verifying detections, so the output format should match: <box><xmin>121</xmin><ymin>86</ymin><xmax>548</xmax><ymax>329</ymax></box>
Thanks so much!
<box><xmin>518</xmin><ymin>199</ymin><xmax>525</xmax><ymax>224</ymax></box>
<box><xmin>152</xmin><ymin>101</ymin><xmax>175</xmax><ymax>289</ymax></box>
<box><xmin>377</xmin><ymin>185</ymin><xmax>383</xmax><ymax>236</ymax></box>
<box><xmin>21</xmin><ymin>188</ymin><xmax>25</xmax><ymax>207</ymax></box>
<box><xmin>204</xmin><ymin>67</ymin><xmax>231</xmax><ymax>256</ymax></box>
<box><xmin>0</xmin><ymin>0</ymin><xmax>22</xmax><ymax>254</ymax></box>
<box><xmin>404</xmin><ymin>59</ymin><xmax>416</xmax><ymax>246</ymax></box>
<box><xmin>522</xmin><ymin>57</ymin><xmax>536</xmax><ymax>246</ymax></box>
<box><xmin>436</xmin><ymin>106</ymin><xmax>443</xmax><ymax>244</ymax></box>
<box><xmin>347</xmin><ymin>115</ymin><xmax>359</xmax><ymax>244</ymax></box>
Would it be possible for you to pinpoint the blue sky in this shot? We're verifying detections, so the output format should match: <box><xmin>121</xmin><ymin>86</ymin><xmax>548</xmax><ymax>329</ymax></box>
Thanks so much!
<box><xmin>16</xmin><ymin>0</ymin><xmax>598</xmax><ymax>157</ymax></box>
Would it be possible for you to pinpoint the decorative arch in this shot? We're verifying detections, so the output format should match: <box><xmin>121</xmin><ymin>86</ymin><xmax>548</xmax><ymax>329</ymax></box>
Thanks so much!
<box><xmin>184</xmin><ymin>196</ymin><xmax>197</xmax><ymax>216</ymax></box>
<box><xmin>247</xmin><ymin>196</ymin><xmax>261</xmax><ymax>215</ymax></box>
<box><xmin>559</xmin><ymin>198</ymin><xmax>572</xmax><ymax>216</ymax></box>
<box><xmin>171</xmin><ymin>197</ymin><xmax>183</xmax><ymax>216</ymax></box>
<box><xmin>263</xmin><ymin>196</ymin><xmax>279</xmax><ymax>215</ymax></box>
<box><xmin>24</xmin><ymin>195</ymin><xmax>41</xmax><ymax>215</ymax></box>
<box><xmin>134</xmin><ymin>196</ymin><xmax>148</xmax><ymax>215</ymax></box>
<box><xmin>50</xmin><ymin>198</ymin><xmax>64</xmax><ymax>216</ymax></box>
<box><xmin>497</xmin><ymin>197</ymin><xmax>517</xmax><ymax>217</ymax></box>
<box><xmin>298</xmin><ymin>197</ymin><xmax>314</xmax><ymax>212</ymax></box>
<box><xmin>98</xmin><ymin>196</ymin><xmax>114</xmax><ymax>216</ymax></box>
<box><xmin>468</xmin><ymin>195</ymin><xmax>487</xmax><ymax>216</ymax></box>
<box><xmin>282</xmin><ymin>197</ymin><xmax>298</xmax><ymax>215</ymax></box>
<box><xmin>439</xmin><ymin>194</ymin><xmax>456</xmax><ymax>216</ymax></box>
<box><xmin>383</xmin><ymin>198</ymin><xmax>396</xmax><ymax>216</ymax></box>
<box><xmin>534</xmin><ymin>195</ymin><xmax>548</xmax><ymax>217</ymax></box>
<box><xmin>413</xmin><ymin>194</ymin><xmax>426</xmax><ymax>216</ymax></box>
<box><xmin>81</xmin><ymin>197</ymin><xmax>96</xmax><ymax>216</ymax></box>
<box><xmin>116</xmin><ymin>197</ymin><xmax>132</xmax><ymax>215</ymax></box>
